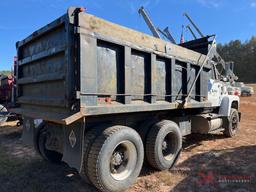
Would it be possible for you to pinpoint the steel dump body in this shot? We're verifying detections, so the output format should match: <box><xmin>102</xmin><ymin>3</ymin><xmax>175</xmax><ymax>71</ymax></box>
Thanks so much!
<box><xmin>14</xmin><ymin>9</ymin><xmax>212</xmax><ymax>124</ymax></box>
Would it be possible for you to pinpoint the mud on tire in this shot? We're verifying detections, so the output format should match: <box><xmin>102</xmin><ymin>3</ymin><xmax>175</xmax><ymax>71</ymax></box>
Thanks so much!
<box><xmin>145</xmin><ymin>120</ymin><xmax>182</xmax><ymax>170</ymax></box>
<box><xmin>87</xmin><ymin>125</ymin><xmax>144</xmax><ymax>192</ymax></box>
<box><xmin>81</xmin><ymin>125</ymin><xmax>109</xmax><ymax>184</ymax></box>
<box><xmin>224</xmin><ymin>108</ymin><xmax>239</xmax><ymax>137</ymax></box>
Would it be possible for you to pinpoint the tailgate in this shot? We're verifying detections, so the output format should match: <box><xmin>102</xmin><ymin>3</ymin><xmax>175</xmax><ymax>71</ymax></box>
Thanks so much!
<box><xmin>15</xmin><ymin>13</ymin><xmax>77</xmax><ymax>121</ymax></box>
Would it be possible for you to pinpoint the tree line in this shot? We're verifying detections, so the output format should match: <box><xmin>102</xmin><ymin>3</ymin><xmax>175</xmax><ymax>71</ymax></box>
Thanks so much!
<box><xmin>0</xmin><ymin>71</ymin><xmax>12</xmax><ymax>76</ymax></box>
<box><xmin>217</xmin><ymin>36</ymin><xmax>256</xmax><ymax>83</ymax></box>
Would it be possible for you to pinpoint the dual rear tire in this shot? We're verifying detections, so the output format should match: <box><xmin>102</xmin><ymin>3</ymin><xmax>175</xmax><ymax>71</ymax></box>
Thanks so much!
<box><xmin>83</xmin><ymin>121</ymin><xmax>182</xmax><ymax>192</ymax></box>
<box><xmin>36</xmin><ymin>121</ymin><xmax>182</xmax><ymax>192</ymax></box>
<box><xmin>145</xmin><ymin>120</ymin><xmax>182</xmax><ymax>170</ymax></box>
<box><xmin>86</xmin><ymin>126</ymin><xmax>144</xmax><ymax>192</ymax></box>
<box><xmin>36</xmin><ymin>124</ymin><xmax>63</xmax><ymax>164</ymax></box>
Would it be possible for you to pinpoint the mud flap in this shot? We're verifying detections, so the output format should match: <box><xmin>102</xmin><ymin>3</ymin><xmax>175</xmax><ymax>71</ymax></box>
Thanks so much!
<box><xmin>171</xmin><ymin>148</ymin><xmax>182</xmax><ymax>168</ymax></box>
<box><xmin>62</xmin><ymin>119</ymin><xmax>85</xmax><ymax>173</ymax></box>
<box><xmin>238</xmin><ymin>112</ymin><xmax>241</xmax><ymax>122</ymax></box>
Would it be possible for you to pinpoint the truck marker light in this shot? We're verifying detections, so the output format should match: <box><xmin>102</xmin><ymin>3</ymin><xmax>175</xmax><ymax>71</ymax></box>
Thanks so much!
<box><xmin>79</xmin><ymin>7</ymin><xmax>86</xmax><ymax>12</ymax></box>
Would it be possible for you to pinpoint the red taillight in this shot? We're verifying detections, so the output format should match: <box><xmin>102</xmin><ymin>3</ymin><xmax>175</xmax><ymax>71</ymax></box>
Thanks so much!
<box><xmin>234</xmin><ymin>91</ymin><xmax>239</xmax><ymax>96</ymax></box>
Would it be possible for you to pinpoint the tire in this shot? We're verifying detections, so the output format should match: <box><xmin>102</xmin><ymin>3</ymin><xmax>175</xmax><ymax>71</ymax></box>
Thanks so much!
<box><xmin>137</xmin><ymin>119</ymin><xmax>157</xmax><ymax>144</ymax></box>
<box><xmin>81</xmin><ymin>125</ymin><xmax>109</xmax><ymax>184</ymax></box>
<box><xmin>224</xmin><ymin>108</ymin><xmax>239</xmax><ymax>137</ymax></box>
<box><xmin>37</xmin><ymin>126</ymin><xmax>63</xmax><ymax>164</ymax></box>
<box><xmin>145</xmin><ymin>120</ymin><xmax>182</xmax><ymax>170</ymax></box>
<box><xmin>87</xmin><ymin>126</ymin><xmax>144</xmax><ymax>192</ymax></box>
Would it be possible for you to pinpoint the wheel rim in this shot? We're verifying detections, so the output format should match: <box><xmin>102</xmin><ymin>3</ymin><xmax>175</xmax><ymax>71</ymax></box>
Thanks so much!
<box><xmin>231</xmin><ymin>114</ymin><xmax>238</xmax><ymax>131</ymax></box>
<box><xmin>162</xmin><ymin>132</ymin><xmax>177</xmax><ymax>161</ymax></box>
<box><xmin>0</xmin><ymin>105</ymin><xmax>8</xmax><ymax>123</ymax></box>
<box><xmin>110</xmin><ymin>140</ymin><xmax>137</xmax><ymax>181</ymax></box>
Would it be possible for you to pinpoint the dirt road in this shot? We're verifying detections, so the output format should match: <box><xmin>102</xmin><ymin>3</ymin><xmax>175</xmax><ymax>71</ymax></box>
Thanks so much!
<box><xmin>0</xmin><ymin>95</ymin><xmax>255</xmax><ymax>192</ymax></box>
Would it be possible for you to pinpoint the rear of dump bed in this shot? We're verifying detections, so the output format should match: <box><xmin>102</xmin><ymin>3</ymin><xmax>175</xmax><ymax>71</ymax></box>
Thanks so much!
<box><xmin>15</xmin><ymin>10</ymin><xmax>78</xmax><ymax>123</ymax></box>
<box><xmin>15</xmin><ymin>7</ymin><xmax>212</xmax><ymax>124</ymax></box>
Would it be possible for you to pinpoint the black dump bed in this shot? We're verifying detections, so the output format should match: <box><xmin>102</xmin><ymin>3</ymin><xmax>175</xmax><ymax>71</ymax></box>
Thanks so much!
<box><xmin>13</xmin><ymin>7</ymin><xmax>212</xmax><ymax>124</ymax></box>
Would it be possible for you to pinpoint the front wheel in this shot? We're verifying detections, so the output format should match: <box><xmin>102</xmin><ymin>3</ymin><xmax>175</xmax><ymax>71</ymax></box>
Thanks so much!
<box><xmin>224</xmin><ymin>108</ymin><xmax>239</xmax><ymax>137</ymax></box>
<box><xmin>87</xmin><ymin>125</ymin><xmax>144</xmax><ymax>192</ymax></box>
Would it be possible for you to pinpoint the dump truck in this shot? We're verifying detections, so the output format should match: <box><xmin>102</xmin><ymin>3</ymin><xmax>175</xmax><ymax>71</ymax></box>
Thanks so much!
<box><xmin>12</xmin><ymin>7</ymin><xmax>240</xmax><ymax>192</ymax></box>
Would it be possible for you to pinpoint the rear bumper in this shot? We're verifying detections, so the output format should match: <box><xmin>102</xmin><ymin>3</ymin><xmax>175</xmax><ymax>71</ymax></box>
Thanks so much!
<box><xmin>10</xmin><ymin>108</ymin><xmax>83</xmax><ymax>125</ymax></box>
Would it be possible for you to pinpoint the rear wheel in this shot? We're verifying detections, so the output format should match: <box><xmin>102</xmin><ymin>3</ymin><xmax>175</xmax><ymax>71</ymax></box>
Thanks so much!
<box><xmin>137</xmin><ymin>119</ymin><xmax>157</xmax><ymax>144</ymax></box>
<box><xmin>81</xmin><ymin>125</ymin><xmax>109</xmax><ymax>183</ymax></box>
<box><xmin>224</xmin><ymin>108</ymin><xmax>239</xmax><ymax>137</ymax></box>
<box><xmin>87</xmin><ymin>125</ymin><xmax>144</xmax><ymax>192</ymax></box>
<box><xmin>145</xmin><ymin>120</ymin><xmax>182</xmax><ymax>170</ymax></box>
<box><xmin>37</xmin><ymin>125</ymin><xmax>63</xmax><ymax>163</ymax></box>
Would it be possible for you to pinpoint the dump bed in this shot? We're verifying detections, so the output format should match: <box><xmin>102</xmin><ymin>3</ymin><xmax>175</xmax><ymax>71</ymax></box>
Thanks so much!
<box><xmin>14</xmin><ymin>7</ymin><xmax>212</xmax><ymax>124</ymax></box>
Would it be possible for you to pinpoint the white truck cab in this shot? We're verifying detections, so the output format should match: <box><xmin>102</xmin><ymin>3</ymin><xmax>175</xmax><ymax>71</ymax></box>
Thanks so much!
<box><xmin>208</xmin><ymin>79</ymin><xmax>239</xmax><ymax>117</ymax></box>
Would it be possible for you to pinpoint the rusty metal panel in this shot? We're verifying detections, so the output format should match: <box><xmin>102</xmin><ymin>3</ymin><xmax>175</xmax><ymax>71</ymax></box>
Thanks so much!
<box><xmin>76</xmin><ymin>10</ymin><xmax>213</xmax><ymax>114</ymax></box>
<box><xmin>155</xmin><ymin>56</ymin><xmax>167</xmax><ymax>100</ymax></box>
<box><xmin>130</xmin><ymin>51</ymin><xmax>145</xmax><ymax>99</ymax></box>
<box><xmin>124</xmin><ymin>46</ymin><xmax>132</xmax><ymax>104</ymax></box>
<box><xmin>19</xmin><ymin>80</ymin><xmax>66</xmax><ymax>106</ymax></box>
<box><xmin>20</xmin><ymin>52</ymin><xmax>65</xmax><ymax>77</ymax></box>
<box><xmin>201</xmin><ymin>69</ymin><xmax>209</xmax><ymax>100</ymax></box>
<box><xmin>78</xmin><ymin>13</ymin><xmax>211</xmax><ymax>68</ymax></box>
<box><xmin>15</xmin><ymin>8</ymin><xmax>214</xmax><ymax>123</ymax></box>
<box><xmin>187</xmin><ymin>65</ymin><xmax>197</xmax><ymax>100</ymax></box>
<box><xmin>16</xmin><ymin>14</ymin><xmax>75</xmax><ymax>117</ymax></box>
<box><xmin>20</xmin><ymin>25</ymin><xmax>66</xmax><ymax>59</ymax></box>
<box><xmin>97</xmin><ymin>44</ymin><xmax>117</xmax><ymax>96</ymax></box>
<box><xmin>174</xmin><ymin>61</ymin><xmax>187</xmax><ymax>100</ymax></box>
<box><xmin>80</xmin><ymin>34</ymin><xmax>97</xmax><ymax>106</ymax></box>
<box><xmin>130</xmin><ymin>50</ymin><xmax>150</xmax><ymax>100</ymax></box>
<box><xmin>150</xmin><ymin>54</ymin><xmax>156</xmax><ymax>103</ymax></box>
<box><xmin>96</xmin><ymin>40</ymin><xmax>124</xmax><ymax>101</ymax></box>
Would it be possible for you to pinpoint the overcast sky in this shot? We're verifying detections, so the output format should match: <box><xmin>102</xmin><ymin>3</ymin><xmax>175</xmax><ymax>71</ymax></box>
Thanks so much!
<box><xmin>0</xmin><ymin>0</ymin><xmax>256</xmax><ymax>70</ymax></box>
